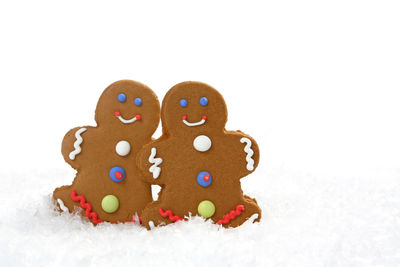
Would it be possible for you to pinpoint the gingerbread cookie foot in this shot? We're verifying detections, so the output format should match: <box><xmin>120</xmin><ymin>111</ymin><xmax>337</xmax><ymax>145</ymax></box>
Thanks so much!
<box><xmin>217</xmin><ymin>198</ymin><xmax>261</xmax><ymax>228</ymax></box>
<box><xmin>53</xmin><ymin>186</ymin><xmax>102</xmax><ymax>224</ymax></box>
<box><xmin>53</xmin><ymin>186</ymin><xmax>78</xmax><ymax>214</ymax></box>
<box><xmin>56</xmin><ymin>198</ymin><xmax>69</xmax><ymax>212</ymax></box>
<box><xmin>217</xmin><ymin>204</ymin><xmax>246</xmax><ymax>225</ymax></box>
<box><xmin>70</xmin><ymin>190</ymin><xmax>103</xmax><ymax>224</ymax></box>
<box><xmin>243</xmin><ymin>195</ymin><xmax>262</xmax><ymax>223</ymax></box>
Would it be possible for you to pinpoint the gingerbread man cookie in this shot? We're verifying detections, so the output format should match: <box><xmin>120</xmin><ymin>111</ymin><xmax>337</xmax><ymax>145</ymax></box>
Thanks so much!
<box><xmin>137</xmin><ymin>81</ymin><xmax>261</xmax><ymax>229</ymax></box>
<box><xmin>53</xmin><ymin>80</ymin><xmax>160</xmax><ymax>224</ymax></box>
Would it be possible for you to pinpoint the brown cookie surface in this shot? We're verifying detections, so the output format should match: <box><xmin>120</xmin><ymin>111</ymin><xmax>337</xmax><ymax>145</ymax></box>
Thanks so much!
<box><xmin>53</xmin><ymin>80</ymin><xmax>160</xmax><ymax>224</ymax></box>
<box><xmin>137</xmin><ymin>81</ymin><xmax>261</xmax><ymax>229</ymax></box>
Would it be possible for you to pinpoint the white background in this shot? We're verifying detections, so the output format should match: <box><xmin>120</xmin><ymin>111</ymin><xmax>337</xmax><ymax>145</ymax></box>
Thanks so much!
<box><xmin>0</xmin><ymin>1</ymin><xmax>399</xmax><ymax>266</ymax></box>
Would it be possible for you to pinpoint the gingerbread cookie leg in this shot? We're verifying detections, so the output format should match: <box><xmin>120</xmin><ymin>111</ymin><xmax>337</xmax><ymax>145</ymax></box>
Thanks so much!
<box><xmin>141</xmin><ymin>201</ymin><xmax>185</xmax><ymax>230</ymax></box>
<box><xmin>243</xmin><ymin>195</ymin><xmax>262</xmax><ymax>223</ymax></box>
<box><xmin>54</xmin><ymin>186</ymin><xmax>105</xmax><ymax>224</ymax></box>
<box><xmin>217</xmin><ymin>196</ymin><xmax>261</xmax><ymax>228</ymax></box>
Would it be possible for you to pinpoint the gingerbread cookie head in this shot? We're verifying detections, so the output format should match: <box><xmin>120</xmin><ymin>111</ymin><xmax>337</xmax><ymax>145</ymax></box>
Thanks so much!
<box><xmin>95</xmin><ymin>80</ymin><xmax>160</xmax><ymax>135</ymax></box>
<box><xmin>161</xmin><ymin>81</ymin><xmax>228</xmax><ymax>136</ymax></box>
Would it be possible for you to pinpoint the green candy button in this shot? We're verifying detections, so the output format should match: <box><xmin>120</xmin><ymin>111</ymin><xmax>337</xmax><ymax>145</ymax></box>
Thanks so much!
<box><xmin>101</xmin><ymin>195</ymin><xmax>119</xmax><ymax>213</ymax></box>
<box><xmin>197</xmin><ymin>200</ymin><xmax>216</xmax><ymax>218</ymax></box>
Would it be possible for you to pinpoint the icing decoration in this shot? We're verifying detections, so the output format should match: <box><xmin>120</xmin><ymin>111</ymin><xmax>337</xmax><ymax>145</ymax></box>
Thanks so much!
<box><xmin>182</xmin><ymin>115</ymin><xmax>207</xmax><ymax>127</ymax></box>
<box><xmin>199</xmin><ymin>97</ymin><xmax>208</xmax><ymax>106</ymax></box>
<box><xmin>216</xmin><ymin>204</ymin><xmax>245</xmax><ymax>225</ymax></box>
<box><xmin>115</xmin><ymin>140</ymin><xmax>131</xmax><ymax>156</ymax></box>
<box><xmin>159</xmin><ymin>208</ymin><xmax>184</xmax><ymax>222</ymax></box>
<box><xmin>248</xmin><ymin>214</ymin><xmax>259</xmax><ymax>223</ymax></box>
<box><xmin>70</xmin><ymin>191</ymin><xmax>137</xmax><ymax>224</ymax></box>
<box><xmin>197</xmin><ymin>200</ymin><xmax>216</xmax><ymax>218</ymax></box>
<box><xmin>197</xmin><ymin>171</ymin><xmax>212</xmax><ymax>187</ymax></box>
<box><xmin>114</xmin><ymin>111</ymin><xmax>141</xmax><ymax>124</ymax></box>
<box><xmin>240</xmin><ymin>137</ymin><xmax>254</xmax><ymax>171</ymax></box>
<box><xmin>70</xmin><ymin>190</ymin><xmax>103</xmax><ymax>224</ymax></box>
<box><xmin>101</xmin><ymin>195</ymin><xmax>119</xmax><ymax>213</ymax></box>
<box><xmin>57</xmin><ymin>198</ymin><xmax>69</xmax><ymax>212</ymax></box>
<box><xmin>193</xmin><ymin>135</ymin><xmax>212</xmax><ymax>152</ymax></box>
<box><xmin>117</xmin><ymin>93</ymin><xmax>126</xmax><ymax>103</ymax></box>
<box><xmin>134</xmin><ymin>97</ymin><xmax>142</xmax><ymax>106</ymax></box>
<box><xmin>148</xmin><ymin>221</ymin><xmax>155</xmax><ymax>229</ymax></box>
<box><xmin>130</xmin><ymin>215</ymin><xmax>142</xmax><ymax>224</ymax></box>
<box><xmin>69</xmin><ymin>128</ymin><xmax>87</xmax><ymax>160</ymax></box>
<box><xmin>148</xmin><ymin>148</ymin><xmax>162</xmax><ymax>179</ymax></box>
<box><xmin>109</xmin><ymin>166</ymin><xmax>126</xmax><ymax>182</ymax></box>
<box><xmin>180</xmin><ymin>99</ymin><xmax>188</xmax><ymax>107</ymax></box>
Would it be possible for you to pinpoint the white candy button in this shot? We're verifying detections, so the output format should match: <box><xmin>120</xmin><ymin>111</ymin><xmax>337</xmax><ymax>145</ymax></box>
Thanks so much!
<box><xmin>193</xmin><ymin>135</ymin><xmax>212</xmax><ymax>152</ymax></box>
<box><xmin>115</xmin><ymin>140</ymin><xmax>131</xmax><ymax>156</ymax></box>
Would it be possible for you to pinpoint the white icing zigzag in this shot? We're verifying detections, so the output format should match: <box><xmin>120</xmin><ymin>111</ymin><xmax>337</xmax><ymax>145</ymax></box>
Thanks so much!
<box><xmin>69</xmin><ymin>128</ymin><xmax>87</xmax><ymax>160</ymax></box>
<box><xmin>240</xmin><ymin>137</ymin><xmax>254</xmax><ymax>171</ymax></box>
<box><xmin>57</xmin><ymin>198</ymin><xmax>69</xmax><ymax>212</ymax></box>
<box><xmin>148</xmin><ymin>147</ymin><xmax>163</xmax><ymax>179</ymax></box>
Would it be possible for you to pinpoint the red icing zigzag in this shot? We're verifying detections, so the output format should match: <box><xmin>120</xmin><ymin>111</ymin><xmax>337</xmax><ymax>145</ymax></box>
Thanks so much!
<box><xmin>70</xmin><ymin>190</ymin><xmax>103</xmax><ymax>225</ymax></box>
<box><xmin>217</xmin><ymin>205</ymin><xmax>245</xmax><ymax>225</ymax></box>
<box><xmin>159</xmin><ymin>208</ymin><xmax>184</xmax><ymax>222</ymax></box>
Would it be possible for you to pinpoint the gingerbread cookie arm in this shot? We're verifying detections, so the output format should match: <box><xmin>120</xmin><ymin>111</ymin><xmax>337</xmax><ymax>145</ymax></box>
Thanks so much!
<box><xmin>136</xmin><ymin>140</ymin><xmax>166</xmax><ymax>185</ymax></box>
<box><xmin>61</xmin><ymin>126</ymin><xmax>91</xmax><ymax>169</ymax></box>
<box><xmin>226</xmin><ymin>131</ymin><xmax>260</xmax><ymax>178</ymax></box>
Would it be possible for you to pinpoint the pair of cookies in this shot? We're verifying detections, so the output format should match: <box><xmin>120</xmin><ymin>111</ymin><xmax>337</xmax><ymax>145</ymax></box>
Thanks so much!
<box><xmin>53</xmin><ymin>80</ymin><xmax>261</xmax><ymax>229</ymax></box>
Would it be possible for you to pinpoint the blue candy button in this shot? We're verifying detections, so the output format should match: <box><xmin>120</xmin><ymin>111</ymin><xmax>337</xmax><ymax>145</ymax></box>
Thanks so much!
<box><xmin>197</xmin><ymin>171</ymin><xmax>212</xmax><ymax>187</ymax></box>
<box><xmin>134</xmin><ymin>97</ymin><xmax>142</xmax><ymax>106</ymax></box>
<box><xmin>199</xmin><ymin>97</ymin><xmax>208</xmax><ymax>106</ymax></box>
<box><xmin>117</xmin><ymin>93</ymin><xmax>127</xmax><ymax>103</ymax></box>
<box><xmin>180</xmin><ymin>99</ymin><xmax>188</xmax><ymax>107</ymax></box>
<box><xmin>109</xmin><ymin>166</ymin><xmax>126</xmax><ymax>182</ymax></box>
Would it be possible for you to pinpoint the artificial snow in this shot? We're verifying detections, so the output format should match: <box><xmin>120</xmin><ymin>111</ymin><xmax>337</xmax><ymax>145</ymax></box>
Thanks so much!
<box><xmin>0</xmin><ymin>167</ymin><xmax>399</xmax><ymax>267</ymax></box>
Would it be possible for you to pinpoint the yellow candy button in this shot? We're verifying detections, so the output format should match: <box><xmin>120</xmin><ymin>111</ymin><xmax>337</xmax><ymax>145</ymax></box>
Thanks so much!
<box><xmin>197</xmin><ymin>200</ymin><xmax>215</xmax><ymax>218</ymax></box>
<box><xmin>101</xmin><ymin>195</ymin><xmax>119</xmax><ymax>213</ymax></box>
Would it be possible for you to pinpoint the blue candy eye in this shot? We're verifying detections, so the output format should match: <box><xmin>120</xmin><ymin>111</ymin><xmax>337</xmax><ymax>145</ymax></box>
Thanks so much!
<box><xmin>180</xmin><ymin>99</ymin><xmax>188</xmax><ymax>107</ymax></box>
<box><xmin>200</xmin><ymin>97</ymin><xmax>208</xmax><ymax>106</ymax></box>
<box><xmin>117</xmin><ymin>93</ymin><xmax>126</xmax><ymax>103</ymax></box>
<box><xmin>134</xmin><ymin>97</ymin><xmax>142</xmax><ymax>106</ymax></box>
